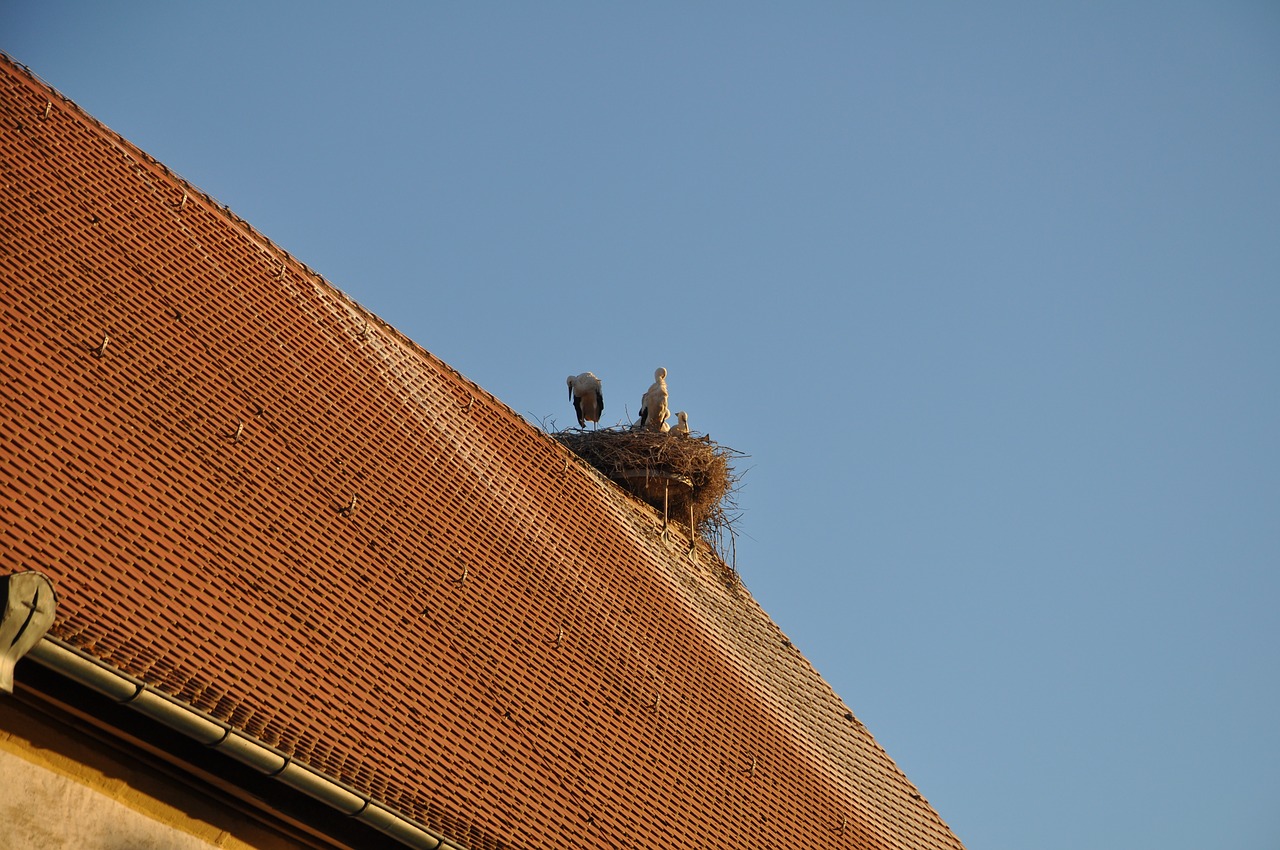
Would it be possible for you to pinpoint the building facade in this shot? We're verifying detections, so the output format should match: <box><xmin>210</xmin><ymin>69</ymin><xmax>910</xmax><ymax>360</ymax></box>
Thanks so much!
<box><xmin>0</xmin><ymin>54</ymin><xmax>965</xmax><ymax>850</ymax></box>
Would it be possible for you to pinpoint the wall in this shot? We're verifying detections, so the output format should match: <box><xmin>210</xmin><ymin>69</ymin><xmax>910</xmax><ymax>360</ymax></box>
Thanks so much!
<box><xmin>0</xmin><ymin>696</ymin><xmax>305</xmax><ymax>850</ymax></box>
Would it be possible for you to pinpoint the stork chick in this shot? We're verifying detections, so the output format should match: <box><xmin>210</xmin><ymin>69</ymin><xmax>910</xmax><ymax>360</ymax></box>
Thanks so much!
<box><xmin>567</xmin><ymin>372</ymin><xmax>604</xmax><ymax>428</ymax></box>
<box><xmin>636</xmin><ymin>367</ymin><xmax>670</xmax><ymax>432</ymax></box>
<box><xmin>672</xmin><ymin>410</ymin><xmax>690</xmax><ymax>436</ymax></box>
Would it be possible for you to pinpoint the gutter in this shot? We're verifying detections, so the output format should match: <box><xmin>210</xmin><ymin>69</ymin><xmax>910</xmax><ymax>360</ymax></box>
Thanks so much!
<box><xmin>24</xmin><ymin>638</ymin><xmax>467</xmax><ymax>850</ymax></box>
<box><xmin>1</xmin><ymin>569</ymin><xmax>466</xmax><ymax>850</ymax></box>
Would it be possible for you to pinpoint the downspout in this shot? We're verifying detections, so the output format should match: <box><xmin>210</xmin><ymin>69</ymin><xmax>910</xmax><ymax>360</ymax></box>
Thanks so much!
<box><xmin>2</xmin><ymin>573</ymin><xmax>467</xmax><ymax>850</ymax></box>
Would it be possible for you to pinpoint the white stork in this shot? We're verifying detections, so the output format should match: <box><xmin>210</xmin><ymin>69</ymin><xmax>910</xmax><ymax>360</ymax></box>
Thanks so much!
<box><xmin>567</xmin><ymin>372</ymin><xmax>604</xmax><ymax>428</ymax></box>
<box><xmin>672</xmin><ymin>410</ymin><xmax>690</xmax><ymax>436</ymax></box>
<box><xmin>636</xmin><ymin>367</ymin><xmax>670</xmax><ymax>432</ymax></box>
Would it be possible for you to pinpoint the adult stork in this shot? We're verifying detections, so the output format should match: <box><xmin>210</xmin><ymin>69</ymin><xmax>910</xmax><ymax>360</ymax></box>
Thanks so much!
<box><xmin>636</xmin><ymin>367</ymin><xmax>670</xmax><ymax>432</ymax></box>
<box><xmin>567</xmin><ymin>372</ymin><xmax>604</xmax><ymax>428</ymax></box>
<box><xmin>671</xmin><ymin>410</ymin><xmax>690</xmax><ymax>436</ymax></box>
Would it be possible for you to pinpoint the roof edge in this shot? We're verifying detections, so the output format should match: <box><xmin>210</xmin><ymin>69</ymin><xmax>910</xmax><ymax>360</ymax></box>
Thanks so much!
<box><xmin>23</xmin><ymin>637</ymin><xmax>468</xmax><ymax>850</ymax></box>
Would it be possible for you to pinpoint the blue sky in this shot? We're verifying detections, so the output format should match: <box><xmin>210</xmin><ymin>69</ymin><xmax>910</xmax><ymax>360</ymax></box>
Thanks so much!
<box><xmin>5</xmin><ymin>3</ymin><xmax>1278</xmax><ymax>848</ymax></box>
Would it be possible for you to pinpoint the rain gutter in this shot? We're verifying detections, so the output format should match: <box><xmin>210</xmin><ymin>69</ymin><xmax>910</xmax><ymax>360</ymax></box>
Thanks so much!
<box><xmin>22</xmin><ymin>636</ymin><xmax>469</xmax><ymax>850</ymax></box>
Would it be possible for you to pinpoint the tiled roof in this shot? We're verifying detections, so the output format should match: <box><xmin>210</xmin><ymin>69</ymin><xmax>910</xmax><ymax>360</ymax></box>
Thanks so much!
<box><xmin>1</xmin><ymin>54</ymin><xmax>965</xmax><ymax>850</ymax></box>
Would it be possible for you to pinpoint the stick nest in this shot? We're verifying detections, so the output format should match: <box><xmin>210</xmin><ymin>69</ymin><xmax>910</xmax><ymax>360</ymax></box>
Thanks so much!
<box><xmin>553</xmin><ymin>427</ymin><xmax>744</xmax><ymax>557</ymax></box>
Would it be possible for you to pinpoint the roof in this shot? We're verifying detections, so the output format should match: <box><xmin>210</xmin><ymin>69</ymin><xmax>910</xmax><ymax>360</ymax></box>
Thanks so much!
<box><xmin>0</xmin><ymin>54</ymin><xmax>965</xmax><ymax>850</ymax></box>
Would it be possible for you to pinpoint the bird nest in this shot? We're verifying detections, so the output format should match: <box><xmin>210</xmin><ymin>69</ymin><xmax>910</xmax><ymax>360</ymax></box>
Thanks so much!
<box><xmin>552</xmin><ymin>427</ymin><xmax>744</xmax><ymax>558</ymax></box>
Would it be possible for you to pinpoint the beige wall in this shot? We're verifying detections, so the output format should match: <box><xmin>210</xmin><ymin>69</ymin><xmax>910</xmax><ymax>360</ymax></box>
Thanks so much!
<box><xmin>0</xmin><ymin>747</ymin><xmax>227</xmax><ymax>850</ymax></box>
<box><xmin>0</xmin><ymin>697</ymin><xmax>305</xmax><ymax>850</ymax></box>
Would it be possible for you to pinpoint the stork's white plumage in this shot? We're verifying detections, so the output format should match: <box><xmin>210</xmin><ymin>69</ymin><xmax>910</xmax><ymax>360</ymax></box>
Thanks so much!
<box><xmin>672</xmin><ymin>410</ymin><xmax>689</xmax><ymax>436</ymax></box>
<box><xmin>636</xmin><ymin>367</ymin><xmax>670</xmax><ymax>432</ymax></box>
<box><xmin>567</xmin><ymin>372</ymin><xmax>604</xmax><ymax>428</ymax></box>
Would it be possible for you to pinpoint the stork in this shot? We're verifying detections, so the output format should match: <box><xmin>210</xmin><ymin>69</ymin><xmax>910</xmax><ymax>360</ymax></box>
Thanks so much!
<box><xmin>567</xmin><ymin>372</ymin><xmax>604</xmax><ymax>428</ymax></box>
<box><xmin>636</xmin><ymin>367</ymin><xmax>670</xmax><ymax>432</ymax></box>
<box><xmin>672</xmin><ymin>410</ymin><xmax>690</xmax><ymax>436</ymax></box>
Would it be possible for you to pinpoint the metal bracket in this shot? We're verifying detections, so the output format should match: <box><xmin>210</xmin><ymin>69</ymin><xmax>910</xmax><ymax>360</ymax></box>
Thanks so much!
<box><xmin>1</xmin><ymin>571</ymin><xmax>58</xmax><ymax>694</ymax></box>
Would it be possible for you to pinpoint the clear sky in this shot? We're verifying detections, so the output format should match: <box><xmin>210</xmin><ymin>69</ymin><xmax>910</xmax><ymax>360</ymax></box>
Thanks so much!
<box><xmin>5</xmin><ymin>3</ymin><xmax>1278</xmax><ymax>848</ymax></box>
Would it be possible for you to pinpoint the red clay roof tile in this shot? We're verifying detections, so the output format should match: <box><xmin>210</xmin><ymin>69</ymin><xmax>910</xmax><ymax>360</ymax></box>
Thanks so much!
<box><xmin>1</xmin><ymin>54</ymin><xmax>964</xmax><ymax>850</ymax></box>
